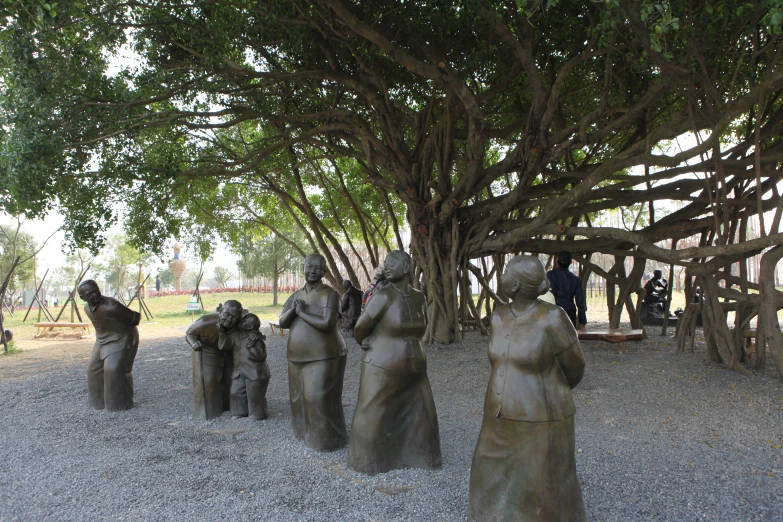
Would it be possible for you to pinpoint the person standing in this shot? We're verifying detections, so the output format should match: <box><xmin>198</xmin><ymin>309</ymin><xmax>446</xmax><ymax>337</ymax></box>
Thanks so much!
<box><xmin>78</xmin><ymin>280</ymin><xmax>141</xmax><ymax>411</ymax></box>
<box><xmin>362</xmin><ymin>266</ymin><xmax>386</xmax><ymax>311</ymax></box>
<box><xmin>155</xmin><ymin>275</ymin><xmax>162</xmax><ymax>292</ymax></box>
<box><xmin>279</xmin><ymin>253</ymin><xmax>348</xmax><ymax>452</ymax></box>
<box><xmin>546</xmin><ymin>250</ymin><xmax>587</xmax><ymax>331</ymax></box>
<box><xmin>340</xmin><ymin>280</ymin><xmax>363</xmax><ymax>338</ymax></box>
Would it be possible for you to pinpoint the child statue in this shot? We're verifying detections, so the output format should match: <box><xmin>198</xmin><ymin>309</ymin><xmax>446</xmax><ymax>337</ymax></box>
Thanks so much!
<box><xmin>220</xmin><ymin>313</ymin><xmax>271</xmax><ymax>420</ymax></box>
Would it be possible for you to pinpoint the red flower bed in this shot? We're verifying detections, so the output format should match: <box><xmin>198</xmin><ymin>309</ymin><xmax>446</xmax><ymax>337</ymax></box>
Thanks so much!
<box><xmin>147</xmin><ymin>286</ymin><xmax>298</xmax><ymax>298</ymax></box>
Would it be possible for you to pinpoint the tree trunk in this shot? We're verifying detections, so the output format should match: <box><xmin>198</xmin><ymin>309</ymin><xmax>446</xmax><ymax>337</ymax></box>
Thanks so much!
<box><xmin>759</xmin><ymin>245</ymin><xmax>783</xmax><ymax>380</ymax></box>
<box><xmin>272</xmin><ymin>259</ymin><xmax>279</xmax><ymax>306</ymax></box>
<box><xmin>698</xmin><ymin>274</ymin><xmax>751</xmax><ymax>375</ymax></box>
<box><xmin>411</xmin><ymin>222</ymin><xmax>458</xmax><ymax>344</ymax></box>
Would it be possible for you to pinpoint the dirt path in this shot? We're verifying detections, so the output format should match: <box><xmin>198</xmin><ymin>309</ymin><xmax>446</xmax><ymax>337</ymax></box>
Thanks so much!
<box><xmin>0</xmin><ymin>324</ymin><xmax>186</xmax><ymax>381</ymax></box>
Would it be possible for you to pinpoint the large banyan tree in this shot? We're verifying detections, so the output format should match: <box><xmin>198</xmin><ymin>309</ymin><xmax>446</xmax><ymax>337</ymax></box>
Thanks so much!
<box><xmin>2</xmin><ymin>0</ymin><xmax>783</xmax><ymax>374</ymax></box>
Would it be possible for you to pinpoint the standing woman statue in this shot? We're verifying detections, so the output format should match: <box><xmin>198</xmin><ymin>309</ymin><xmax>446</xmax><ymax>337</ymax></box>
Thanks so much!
<box><xmin>469</xmin><ymin>255</ymin><xmax>586</xmax><ymax>522</ymax></box>
<box><xmin>348</xmin><ymin>250</ymin><xmax>442</xmax><ymax>475</ymax></box>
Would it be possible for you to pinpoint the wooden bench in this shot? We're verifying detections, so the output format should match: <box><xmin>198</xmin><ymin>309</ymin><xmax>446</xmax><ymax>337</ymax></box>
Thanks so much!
<box><xmin>269</xmin><ymin>322</ymin><xmax>287</xmax><ymax>337</ymax></box>
<box><xmin>578</xmin><ymin>328</ymin><xmax>644</xmax><ymax>354</ymax></box>
<box><xmin>34</xmin><ymin>322</ymin><xmax>92</xmax><ymax>339</ymax></box>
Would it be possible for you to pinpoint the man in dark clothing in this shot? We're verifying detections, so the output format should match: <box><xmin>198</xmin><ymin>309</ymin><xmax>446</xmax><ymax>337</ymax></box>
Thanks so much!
<box><xmin>546</xmin><ymin>250</ymin><xmax>587</xmax><ymax>331</ymax></box>
<box><xmin>340</xmin><ymin>280</ymin><xmax>363</xmax><ymax>338</ymax></box>
<box><xmin>155</xmin><ymin>275</ymin><xmax>162</xmax><ymax>292</ymax></box>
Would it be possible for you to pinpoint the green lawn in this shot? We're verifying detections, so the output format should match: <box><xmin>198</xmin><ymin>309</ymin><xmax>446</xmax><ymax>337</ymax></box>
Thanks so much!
<box><xmin>142</xmin><ymin>291</ymin><xmax>293</xmax><ymax>327</ymax></box>
<box><xmin>1</xmin><ymin>291</ymin><xmax>293</xmax><ymax>349</ymax></box>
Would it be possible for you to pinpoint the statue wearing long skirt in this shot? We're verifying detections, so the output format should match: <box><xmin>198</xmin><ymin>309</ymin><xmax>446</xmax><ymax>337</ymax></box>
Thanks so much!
<box><xmin>348</xmin><ymin>250</ymin><xmax>441</xmax><ymax>475</ymax></box>
<box><xmin>186</xmin><ymin>300</ymin><xmax>243</xmax><ymax>420</ymax></box>
<box><xmin>279</xmin><ymin>253</ymin><xmax>348</xmax><ymax>452</ymax></box>
<box><xmin>469</xmin><ymin>255</ymin><xmax>587</xmax><ymax>522</ymax></box>
<box><xmin>78</xmin><ymin>280</ymin><xmax>140</xmax><ymax>411</ymax></box>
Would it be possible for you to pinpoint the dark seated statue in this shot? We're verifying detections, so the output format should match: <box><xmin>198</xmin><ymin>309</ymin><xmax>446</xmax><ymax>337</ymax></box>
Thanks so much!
<box><xmin>643</xmin><ymin>270</ymin><xmax>668</xmax><ymax>304</ymax></box>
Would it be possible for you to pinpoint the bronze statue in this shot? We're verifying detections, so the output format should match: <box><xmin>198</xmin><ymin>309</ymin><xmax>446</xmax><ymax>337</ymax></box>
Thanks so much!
<box><xmin>340</xmin><ymin>279</ymin><xmax>363</xmax><ymax>338</ymax></box>
<box><xmin>185</xmin><ymin>300</ymin><xmax>242</xmax><ymax>420</ymax></box>
<box><xmin>78</xmin><ymin>280</ymin><xmax>140</xmax><ymax>411</ymax></box>
<box><xmin>219</xmin><ymin>313</ymin><xmax>270</xmax><ymax>420</ymax></box>
<box><xmin>348</xmin><ymin>250</ymin><xmax>441</xmax><ymax>475</ymax></box>
<box><xmin>468</xmin><ymin>255</ymin><xmax>586</xmax><ymax>522</ymax></box>
<box><xmin>279</xmin><ymin>253</ymin><xmax>347</xmax><ymax>451</ymax></box>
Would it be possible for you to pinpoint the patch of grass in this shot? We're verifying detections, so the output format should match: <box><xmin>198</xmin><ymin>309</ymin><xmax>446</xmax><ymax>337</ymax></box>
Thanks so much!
<box><xmin>0</xmin><ymin>292</ymin><xmax>294</xmax><ymax>346</ymax></box>
<box><xmin>142</xmin><ymin>291</ymin><xmax>293</xmax><ymax>327</ymax></box>
<box><xmin>1</xmin><ymin>340</ymin><xmax>22</xmax><ymax>355</ymax></box>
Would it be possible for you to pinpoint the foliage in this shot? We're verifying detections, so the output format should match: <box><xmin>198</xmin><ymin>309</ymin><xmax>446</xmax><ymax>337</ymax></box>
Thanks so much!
<box><xmin>157</xmin><ymin>268</ymin><xmax>174</xmax><ymax>288</ymax></box>
<box><xmin>0</xmin><ymin>223</ymin><xmax>36</xmax><ymax>292</ymax></box>
<box><xmin>101</xmin><ymin>234</ymin><xmax>153</xmax><ymax>293</ymax></box>
<box><xmin>212</xmin><ymin>266</ymin><xmax>235</xmax><ymax>288</ymax></box>
<box><xmin>2</xmin><ymin>0</ymin><xmax>782</xmax><ymax>344</ymax></box>
<box><xmin>0</xmin><ymin>339</ymin><xmax>22</xmax><ymax>355</ymax></box>
<box><xmin>234</xmin><ymin>229</ymin><xmax>307</xmax><ymax>303</ymax></box>
<box><xmin>181</xmin><ymin>268</ymin><xmax>201</xmax><ymax>291</ymax></box>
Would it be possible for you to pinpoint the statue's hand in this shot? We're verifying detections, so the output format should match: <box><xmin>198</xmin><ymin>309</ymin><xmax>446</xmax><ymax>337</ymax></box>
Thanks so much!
<box><xmin>294</xmin><ymin>299</ymin><xmax>305</xmax><ymax>315</ymax></box>
<box><xmin>249</xmin><ymin>331</ymin><xmax>265</xmax><ymax>344</ymax></box>
<box><xmin>191</xmin><ymin>340</ymin><xmax>203</xmax><ymax>352</ymax></box>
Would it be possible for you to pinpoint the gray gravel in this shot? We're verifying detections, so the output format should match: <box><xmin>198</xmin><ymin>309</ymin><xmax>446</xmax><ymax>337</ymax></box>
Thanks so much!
<box><xmin>1</xmin><ymin>322</ymin><xmax>782</xmax><ymax>521</ymax></box>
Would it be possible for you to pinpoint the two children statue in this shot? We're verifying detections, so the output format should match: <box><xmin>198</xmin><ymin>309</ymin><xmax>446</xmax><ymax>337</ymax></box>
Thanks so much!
<box><xmin>185</xmin><ymin>300</ymin><xmax>270</xmax><ymax>421</ymax></box>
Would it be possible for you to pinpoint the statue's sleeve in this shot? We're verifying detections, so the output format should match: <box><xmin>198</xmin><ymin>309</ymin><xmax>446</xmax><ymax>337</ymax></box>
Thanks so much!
<box><xmin>106</xmin><ymin>300</ymin><xmax>141</xmax><ymax>326</ymax></box>
<box><xmin>363</xmin><ymin>289</ymin><xmax>390</xmax><ymax>320</ymax></box>
<box><xmin>550</xmin><ymin>307</ymin><xmax>579</xmax><ymax>355</ymax></box>
<box><xmin>282</xmin><ymin>293</ymin><xmax>295</xmax><ymax>313</ymax></box>
<box><xmin>324</xmin><ymin>289</ymin><xmax>340</xmax><ymax>311</ymax></box>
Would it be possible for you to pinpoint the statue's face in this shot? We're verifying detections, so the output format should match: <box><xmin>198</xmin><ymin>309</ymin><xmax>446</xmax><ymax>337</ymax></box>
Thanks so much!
<box><xmin>383</xmin><ymin>255</ymin><xmax>407</xmax><ymax>282</ymax></box>
<box><xmin>304</xmin><ymin>258</ymin><xmax>325</xmax><ymax>284</ymax></box>
<box><xmin>499</xmin><ymin>264</ymin><xmax>520</xmax><ymax>297</ymax></box>
<box><xmin>219</xmin><ymin>306</ymin><xmax>241</xmax><ymax>329</ymax></box>
<box><xmin>77</xmin><ymin>285</ymin><xmax>102</xmax><ymax>307</ymax></box>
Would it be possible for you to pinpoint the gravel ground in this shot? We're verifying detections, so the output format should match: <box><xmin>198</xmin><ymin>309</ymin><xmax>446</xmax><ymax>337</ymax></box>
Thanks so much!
<box><xmin>1</xmin><ymin>322</ymin><xmax>782</xmax><ymax>522</ymax></box>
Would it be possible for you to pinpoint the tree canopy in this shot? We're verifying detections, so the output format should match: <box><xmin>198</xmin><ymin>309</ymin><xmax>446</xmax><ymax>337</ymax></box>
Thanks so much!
<box><xmin>2</xmin><ymin>1</ymin><xmax>783</xmax><ymax>357</ymax></box>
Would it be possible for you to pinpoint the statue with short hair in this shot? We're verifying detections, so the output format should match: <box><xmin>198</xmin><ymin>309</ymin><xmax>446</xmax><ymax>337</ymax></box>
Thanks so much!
<box><xmin>186</xmin><ymin>300</ymin><xmax>243</xmax><ymax>420</ymax></box>
<box><xmin>78</xmin><ymin>280</ymin><xmax>141</xmax><ymax>411</ymax></box>
<box><xmin>279</xmin><ymin>253</ymin><xmax>347</xmax><ymax>451</ymax></box>
<box><xmin>469</xmin><ymin>255</ymin><xmax>586</xmax><ymax>521</ymax></box>
<box><xmin>219</xmin><ymin>313</ymin><xmax>271</xmax><ymax>420</ymax></box>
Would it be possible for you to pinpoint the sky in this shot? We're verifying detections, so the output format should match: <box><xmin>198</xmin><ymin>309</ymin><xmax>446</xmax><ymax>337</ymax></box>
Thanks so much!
<box><xmin>0</xmin><ymin>210</ymin><xmax>239</xmax><ymax>283</ymax></box>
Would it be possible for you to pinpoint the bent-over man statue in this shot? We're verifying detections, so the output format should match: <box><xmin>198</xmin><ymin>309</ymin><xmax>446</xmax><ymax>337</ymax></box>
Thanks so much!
<box><xmin>78</xmin><ymin>280</ymin><xmax>140</xmax><ymax>411</ymax></box>
<box><xmin>186</xmin><ymin>300</ymin><xmax>243</xmax><ymax>420</ymax></box>
<box><xmin>279</xmin><ymin>253</ymin><xmax>348</xmax><ymax>451</ymax></box>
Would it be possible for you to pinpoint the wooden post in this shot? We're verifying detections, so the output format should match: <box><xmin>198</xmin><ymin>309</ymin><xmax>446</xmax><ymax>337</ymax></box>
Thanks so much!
<box><xmin>0</xmin><ymin>257</ymin><xmax>21</xmax><ymax>354</ymax></box>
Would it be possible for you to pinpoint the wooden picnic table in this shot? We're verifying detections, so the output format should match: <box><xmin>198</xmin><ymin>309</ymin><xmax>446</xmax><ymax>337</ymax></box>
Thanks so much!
<box><xmin>269</xmin><ymin>322</ymin><xmax>287</xmax><ymax>337</ymax></box>
<box><xmin>34</xmin><ymin>322</ymin><xmax>92</xmax><ymax>339</ymax></box>
<box><xmin>578</xmin><ymin>328</ymin><xmax>644</xmax><ymax>354</ymax></box>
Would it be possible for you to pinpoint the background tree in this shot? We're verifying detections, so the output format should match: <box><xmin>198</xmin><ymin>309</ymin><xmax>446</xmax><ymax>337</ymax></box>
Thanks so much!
<box><xmin>0</xmin><ymin>223</ymin><xmax>36</xmax><ymax>298</ymax></box>
<box><xmin>2</xmin><ymin>0</ymin><xmax>783</xmax><ymax>351</ymax></box>
<box><xmin>101</xmin><ymin>235</ymin><xmax>153</xmax><ymax>298</ymax></box>
<box><xmin>236</xmin><ymin>231</ymin><xmax>307</xmax><ymax>305</ymax></box>
<box><xmin>212</xmin><ymin>266</ymin><xmax>234</xmax><ymax>288</ymax></box>
<box><xmin>157</xmin><ymin>268</ymin><xmax>174</xmax><ymax>289</ymax></box>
